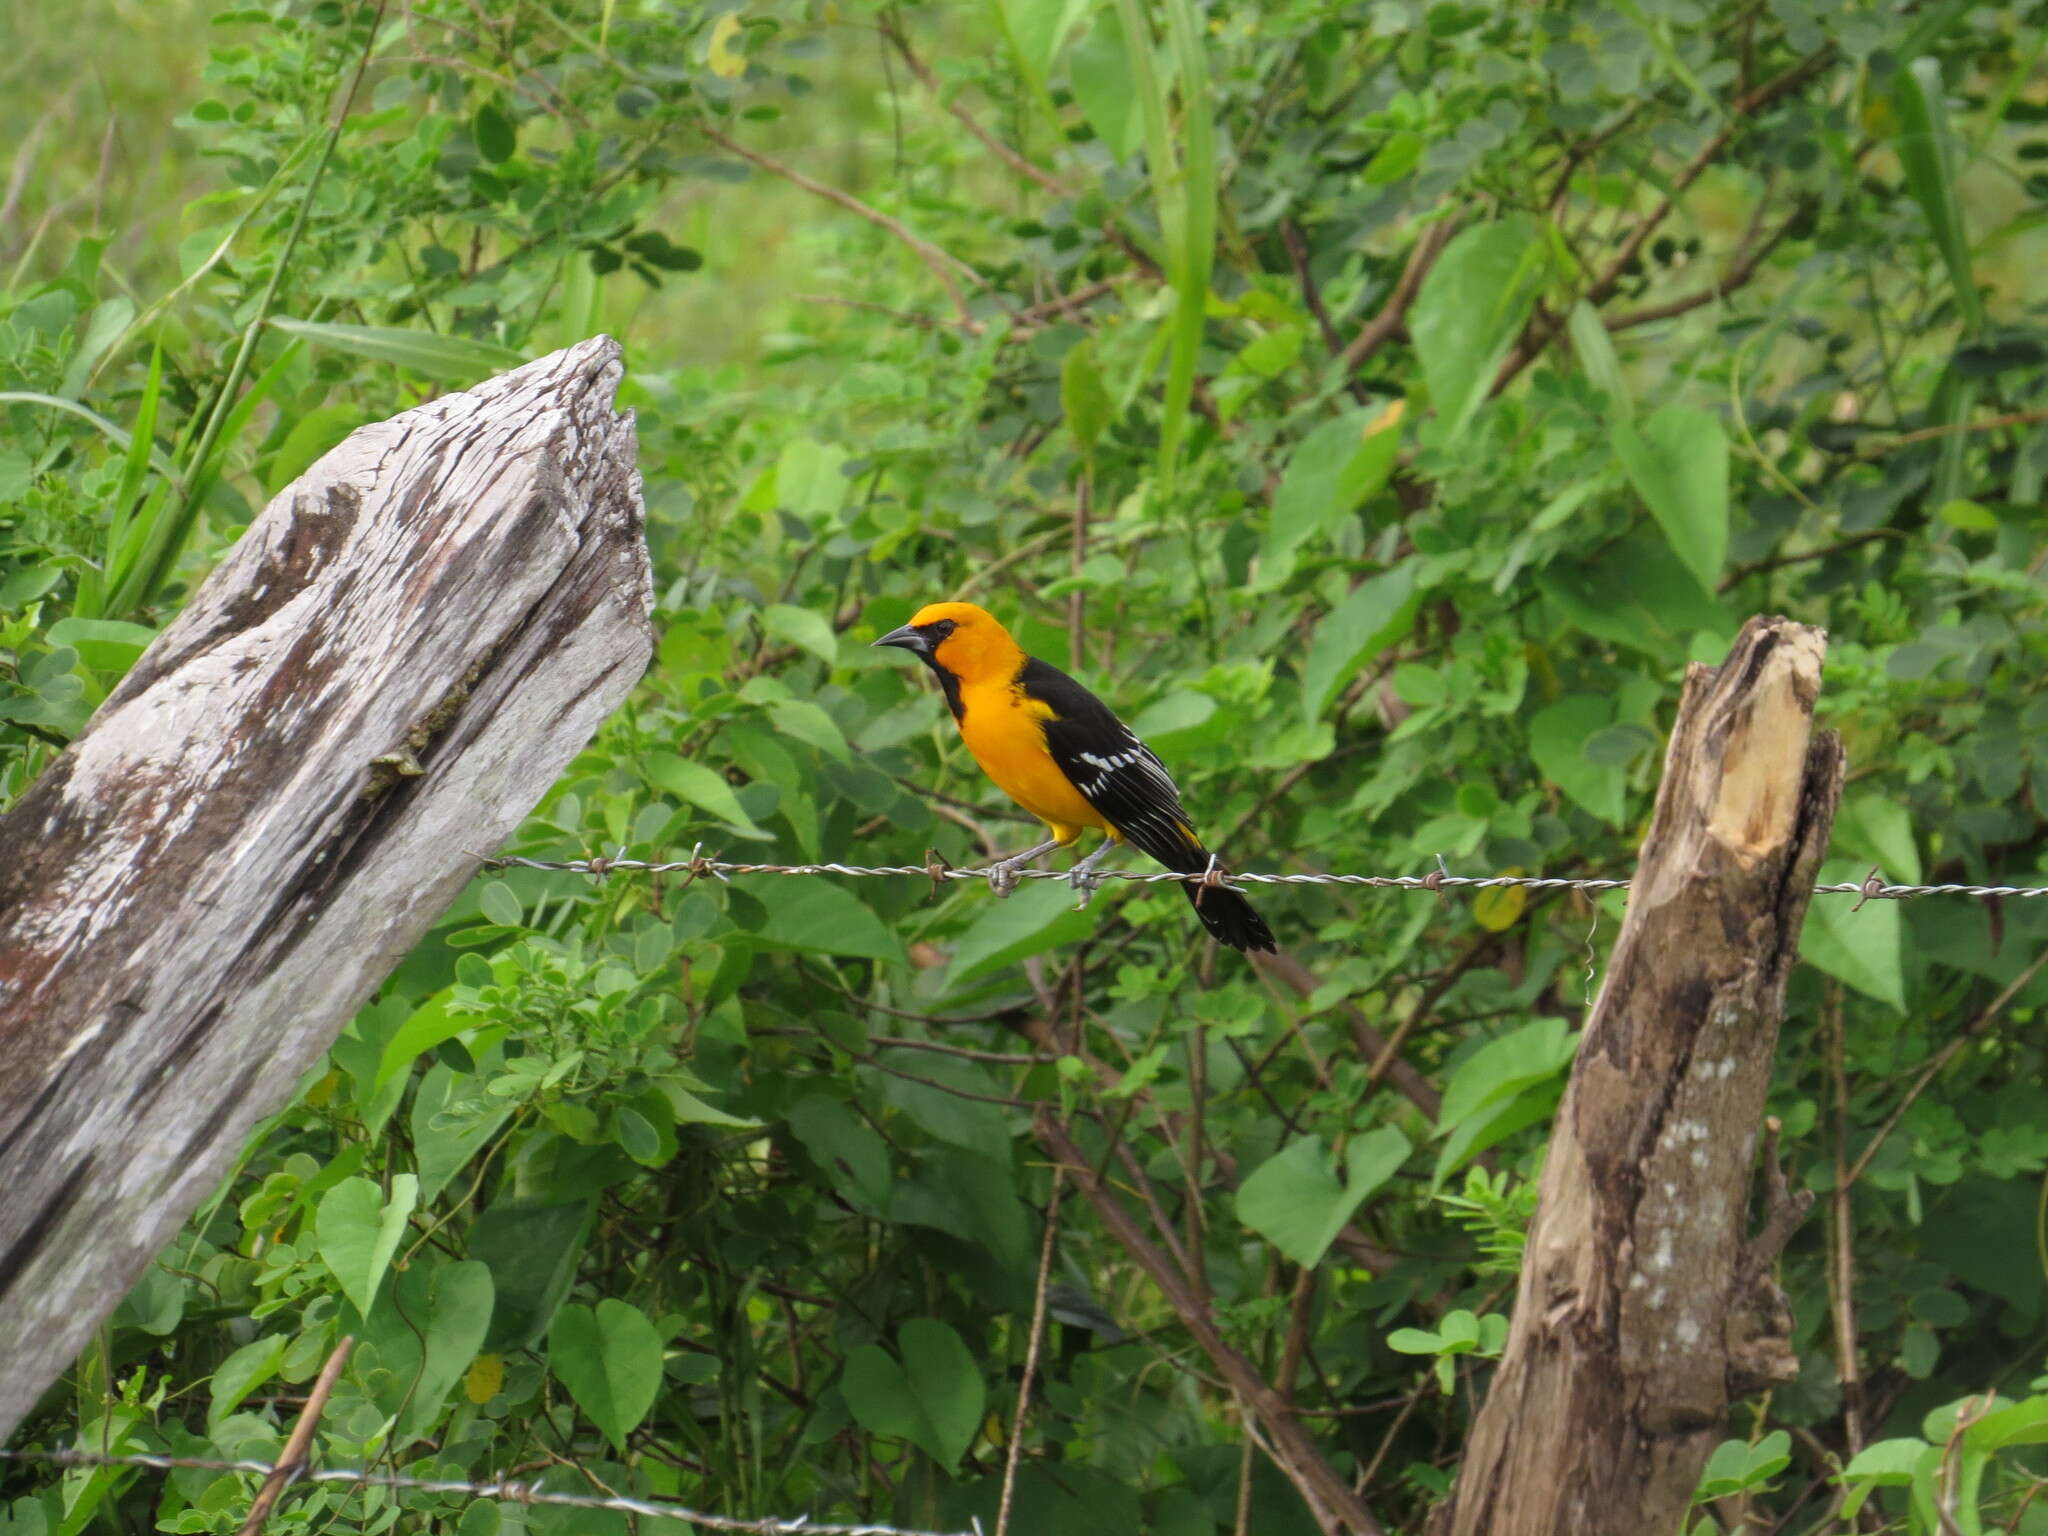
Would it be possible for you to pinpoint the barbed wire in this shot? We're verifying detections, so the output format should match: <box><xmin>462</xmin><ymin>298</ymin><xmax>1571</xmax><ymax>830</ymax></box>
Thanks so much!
<box><xmin>0</xmin><ymin>1448</ymin><xmax>978</xmax><ymax>1536</ymax></box>
<box><xmin>480</xmin><ymin>847</ymin><xmax>2048</xmax><ymax>910</ymax></box>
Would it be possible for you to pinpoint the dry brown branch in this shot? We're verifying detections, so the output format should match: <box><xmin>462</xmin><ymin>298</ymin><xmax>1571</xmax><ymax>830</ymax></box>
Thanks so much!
<box><xmin>1340</xmin><ymin>215</ymin><xmax>1461</xmax><ymax>377</ymax></box>
<box><xmin>236</xmin><ymin>1338</ymin><xmax>353</xmax><ymax>1536</ymax></box>
<box><xmin>1038</xmin><ymin>1111</ymin><xmax>1388</xmax><ymax>1535</ymax></box>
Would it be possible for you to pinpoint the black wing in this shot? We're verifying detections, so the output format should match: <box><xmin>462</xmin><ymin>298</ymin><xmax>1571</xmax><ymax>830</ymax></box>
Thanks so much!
<box><xmin>1020</xmin><ymin>657</ymin><xmax>1206</xmax><ymax>871</ymax></box>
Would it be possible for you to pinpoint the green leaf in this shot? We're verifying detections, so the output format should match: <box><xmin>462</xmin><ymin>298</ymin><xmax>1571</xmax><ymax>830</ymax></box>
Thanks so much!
<box><xmin>749</xmin><ymin>880</ymin><xmax>905</xmax><ymax>963</ymax></box>
<box><xmin>1258</xmin><ymin>407</ymin><xmax>1403</xmax><ymax>586</ymax></box>
<box><xmin>60</xmin><ymin>297</ymin><xmax>136</xmax><ymax>401</ymax></box>
<box><xmin>473</xmin><ymin>101</ymin><xmax>517</xmax><ymax>164</ymax></box>
<box><xmin>471</xmin><ymin>1198</ymin><xmax>591</xmax><ymax>1351</ymax></box>
<box><xmin>1695</xmin><ymin>1431</ymin><xmax>1791</xmax><ymax>1498</ymax></box>
<box><xmin>1567</xmin><ymin>300</ymin><xmax>1631</xmax><ymax>421</ymax></box>
<box><xmin>1528</xmin><ymin>695</ymin><xmax>1628</xmax><ymax>825</ymax></box>
<box><xmin>316</xmin><ymin>1174</ymin><xmax>419</xmax><ymax>1315</ymax></box>
<box><xmin>207</xmin><ymin>1335</ymin><xmax>287</xmax><ymax>1433</ymax></box>
<box><xmin>43</xmin><ymin>618</ymin><xmax>155</xmax><ymax>675</ymax></box>
<box><xmin>999</xmin><ymin>0</ymin><xmax>1093</xmax><ymax>84</ymax></box>
<box><xmin>1802</xmin><ymin>858</ymin><xmax>1905</xmax><ymax>1011</ymax></box>
<box><xmin>767</xmin><ymin>698</ymin><xmax>851</xmax><ymax>761</ymax></box>
<box><xmin>774</xmin><ymin>437</ymin><xmax>850</xmax><ymax>523</ymax></box>
<box><xmin>1235</xmin><ymin>1128</ymin><xmax>1411</xmax><ymax>1268</ymax></box>
<box><xmin>874</xmin><ymin>1049</ymin><xmax>1011</xmax><ymax>1164</ymax></box>
<box><xmin>0</xmin><ymin>566</ymin><xmax>63</xmax><ymax>611</ymax></box>
<box><xmin>1299</xmin><ymin>562</ymin><xmax>1423</xmax><ymax>722</ymax></box>
<box><xmin>1433</xmin><ymin>1088</ymin><xmax>1562</xmax><ymax>1188</ymax></box>
<box><xmin>374</xmin><ymin>988</ymin><xmax>465</xmax><ymax>1092</ymax></box>
<box><xmin>1839</xmin><ymin>1437</ymin><xmax>1935</xmax><ymax>1520</ymax></box>
<box><xmin>1891</xmin><ymin>58</ymin><xmax>1982</xmax><ymax>335</ymax></box>
<box><xmin>1386</xmin><ymin>1327</ymin><xmax>1445</xmax><ymax>1355</ymax></box>
<box><xmin>1068</xmin><ymin>9</ymin><xmax>1145</xmax><ymax>161</ymax></box>
<box><xmin>1834</xmin><ymin>795</ymin><xmax>1924</xmax><ymax>885</ymax></box>
<box><xmin>1061</xmin><ymin>339</ymin><xmax>1114</xmax><ymax>455</ymax></box>
<box><xmin>1965</xmin><ymin>1394</ymin><xmax>2048</xmax><ymax>1452</ymax></box>
<box><xmin>264</xmin><ymin>319</ymin><xmax>525</xmax><ymax>381</ymax></box>
<box><xmin>646</xmin><ymin>752</ymin><xmax>770</xmax><ymax>838</ymax></box>
<box><xmin>265</xmin><ymin>403</ymin><xmax>363</xmax><ymax>493</ymax></box>
<box><xmin>1409</xmin><ymin>217</ymin><xmax>1548</xmax><ymax>442</ymax></box>
<box><xmin>410</xmin><ymin>1064</ymin><xmax>515</xmax><ymax>1203</ymax></box>
<box><xmin>760</xmin><ymin>603</ymin><xmax>839</xmax><ymax>667</ymax></box>
<box><xmin>945</xmin><ymin>878</ymin><xmax>1098</xmax><ymax>983</ymax></box>
<box><xmin>787</xmin><ymin>1094</ymin><xmax>894</xmax><ymax>1214</ymax></box>
<box><xmin>840</xmin><ymin>1318</ymin><xmax>984</xmax><ymax>1469</ymax></box>
<box><xmin>1613</xmin><ymin>404</ymin><xmax>1729</xmax><ymax>595</ymax></box>
<box><xmin>360</xmin><ymin>1260</ymin><xmax>495</xmax><ymax>1443</ymax></box>
<box><xmin>1436</xmin><ymin>1018</ymin><xmax>1579</xmax><ymax>1134</ymax></box>
<box><xmin>549</xmin><ymin>1299</ymin><xmax>665</xmax><ymax>1452</ymax></box>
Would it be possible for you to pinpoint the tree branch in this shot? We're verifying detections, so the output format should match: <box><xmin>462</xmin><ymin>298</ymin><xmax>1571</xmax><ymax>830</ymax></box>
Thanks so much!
<box><xmin>696</xmin><ymin>120</ymin><xmax>986</xmax><ymax>328</ymax></box>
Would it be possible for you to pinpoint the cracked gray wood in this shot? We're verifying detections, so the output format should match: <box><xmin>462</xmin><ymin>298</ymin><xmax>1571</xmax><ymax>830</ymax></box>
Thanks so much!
<box><xmin>0</xmin><ymin>336</ymin><xmax>652</xmax><ymax>1439</ymax></box>
<box><xmin>1437</xmin><ymin>615</ymin><xmax>1841</xmax><ymax>1536</ymax></box>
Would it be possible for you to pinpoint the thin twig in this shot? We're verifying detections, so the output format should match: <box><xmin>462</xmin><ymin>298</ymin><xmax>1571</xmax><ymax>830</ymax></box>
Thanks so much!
<box><xmin>1717</xmin><ymin>529</ymin><xmax>1904</xmax><ymax>592</ymax></box>
<box><xmin>877</xmin><ymin>15</ymin><xmax>1071</xmax><ymax>198</ymax></box>
<box><xmin>1825</xmin><ymin>984</ymin><xmax>1866</xmax><ymax>1457</ymax></box>
<box><xmin>695</xmin><ymin>121</ymin><xmax>985</xmax><ymax>328</ymax></box>
<box><xmin>1854</xmin><ymin>406</ymin><xmax>2048</xmax><ymax>455</ymax></box>
<box><xmin>1493</xmin><ymin>45</ymin><xmax>1837</xmax><ymax>395</ymax></box>
<box><xmin>1339</xmin><ymin>214</ymin><xmax>1460</xmax><ymax>376</ymax></box>
<box><xmin>1605</xmin><ymin>194</ymin><xmax>1813</xmax><ymax>331</ymax></box>
<box><xmin>995</xmin><ymin>1170</ymin><xmax>1063</xmax><ymax>1536</ymax></box>
<box><xmin>1844</xmin><ymin>949</ymin><xmax>2048</xmax><ymax>1189</ymax></box>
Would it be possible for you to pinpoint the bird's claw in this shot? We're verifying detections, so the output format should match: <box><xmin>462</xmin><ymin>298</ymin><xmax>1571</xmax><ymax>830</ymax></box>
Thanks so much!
<box><xmin>1068</xmin><ymin>868</ymin><xmax>1101</xmax><ymax>911</ymax></box>
<box><xmin>988</xmin><ymin>863</ymin><xmax>1020</xmax><ymax>898</ymax></box>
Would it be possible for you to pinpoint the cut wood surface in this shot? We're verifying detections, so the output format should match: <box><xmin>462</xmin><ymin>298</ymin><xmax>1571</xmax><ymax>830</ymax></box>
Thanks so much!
<box><xmin>0</xmin><ymin>336</ymin><xmax>651</xmax><ymax>1439</ymax></box>
<box><xmin>1438</xmin><ymin>615</ymin><xmax>1842</xmax><ymax>1536</ymax></box>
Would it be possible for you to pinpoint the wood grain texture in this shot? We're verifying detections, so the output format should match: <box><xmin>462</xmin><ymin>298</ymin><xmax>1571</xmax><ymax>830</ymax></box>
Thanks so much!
<box><xmin>1438</xmin><ymin>616</ymin><xmax>1841</xmax><ymax>1536</ymax></box>
<box><xmin>0</xmin><ymin>336</ymin><xmax>651</xmax><ymax>1439</ymax></box>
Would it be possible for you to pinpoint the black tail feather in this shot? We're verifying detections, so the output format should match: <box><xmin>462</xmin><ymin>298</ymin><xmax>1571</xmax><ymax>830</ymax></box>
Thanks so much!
<box><xmin>1182</xmin><ymin>874</ymin><xmax>1276</xmax><ymax>953</ymax></box>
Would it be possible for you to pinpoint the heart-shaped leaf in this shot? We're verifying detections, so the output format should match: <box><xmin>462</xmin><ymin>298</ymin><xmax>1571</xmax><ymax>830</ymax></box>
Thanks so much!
<box><xmin>549</xmin><ymin>1299</ymin><xmax>665</xmax><ymax>1451</ymax></box>
<box><xmin>1236</xmin><ymin>1128</ymin><xmax>1411</xmax><ymax>1268</ymax></box>
<box><xmin>839</xmin><ymin>1318</ymin><xmax>984</xmax><ymax>1468</ymax></box>
<box><xmin>316</xmin><ymin>1174</ymin><xmax>418</xmax><ymax>1316</ymax></box>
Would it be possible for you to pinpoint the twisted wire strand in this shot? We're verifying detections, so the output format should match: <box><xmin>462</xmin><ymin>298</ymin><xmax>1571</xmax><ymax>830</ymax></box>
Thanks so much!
<box><xmin>0</xmin><ymin>1449</ymin><xmax>975</xmax><ymax>1536</ymax></box>
<box><xmin>478</xmin><ymin>852</ymin><xmax>2048</xmax><ymax>906</ymax></box>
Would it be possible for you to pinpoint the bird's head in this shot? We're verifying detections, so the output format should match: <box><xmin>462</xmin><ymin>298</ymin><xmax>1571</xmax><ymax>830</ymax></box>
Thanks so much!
<box><xmin>872</xmin><ymin>601</ymin><xmax>1021</xmax><ymax>681</ymax></box>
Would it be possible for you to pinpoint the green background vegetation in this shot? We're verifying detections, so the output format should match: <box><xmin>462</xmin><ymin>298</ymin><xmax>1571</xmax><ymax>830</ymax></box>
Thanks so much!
<box><xmin>3</xmin><ymin>0</ymin><xmax>2047</xmax><ymax>1531</ymax></box>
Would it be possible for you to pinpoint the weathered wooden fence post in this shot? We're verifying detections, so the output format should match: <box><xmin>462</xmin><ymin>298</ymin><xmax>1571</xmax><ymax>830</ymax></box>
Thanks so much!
<box><xmin>0</xmin><ymin>336</ymin><xmax>651</xmax><ymax>1439</ymax></box>
<box><xmin>1437</xmin><ymin>615</ymin><xmax>1841</xmax><ymax>1536</ymax></box>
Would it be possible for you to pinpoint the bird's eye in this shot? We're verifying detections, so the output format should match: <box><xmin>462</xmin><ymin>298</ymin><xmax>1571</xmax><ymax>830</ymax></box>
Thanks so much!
<box><xmin>926</xmin><ymin>619</ymin><xmax>957</xmax><ymax>643</ymax></box>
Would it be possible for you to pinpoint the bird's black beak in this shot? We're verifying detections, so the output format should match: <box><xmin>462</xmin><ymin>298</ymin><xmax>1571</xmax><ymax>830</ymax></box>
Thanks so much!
<box><xmin>872</xmin><ymin>623</ymin><xmax>928</xmax><ymax>655</ymax></box>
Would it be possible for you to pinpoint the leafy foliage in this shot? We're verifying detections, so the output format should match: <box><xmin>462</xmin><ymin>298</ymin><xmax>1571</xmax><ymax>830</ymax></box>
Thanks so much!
<box><xmin>4</xmin><ymin>0</ymin><xmax>2048</xmax><ymax>1533</ymax></box>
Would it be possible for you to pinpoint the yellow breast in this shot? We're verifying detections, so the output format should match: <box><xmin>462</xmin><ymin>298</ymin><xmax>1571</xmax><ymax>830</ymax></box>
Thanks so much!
<box><xmin>955</xmin><ymin>678</ymin><xmax>1113</xmax><ymax>842</ymax></box>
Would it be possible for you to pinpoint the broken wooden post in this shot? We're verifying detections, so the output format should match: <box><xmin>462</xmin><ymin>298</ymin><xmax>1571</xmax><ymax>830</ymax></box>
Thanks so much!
<box><xmin>1437</xmin><ymin>615</ymin><xmax>1841</xmax><ymax>1536</ymax></box>
<box><xmin>0</xmin><ymin>336</ymin><xmax>652</xmax><ymax>1439</ymax></box>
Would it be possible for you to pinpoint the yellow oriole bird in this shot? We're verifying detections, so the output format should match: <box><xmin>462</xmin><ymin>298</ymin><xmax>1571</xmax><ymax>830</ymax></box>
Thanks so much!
<box><xmin>874</xmin><ymin>601</ymin><xmax>1275</xmax><ymax>953</ymax></box>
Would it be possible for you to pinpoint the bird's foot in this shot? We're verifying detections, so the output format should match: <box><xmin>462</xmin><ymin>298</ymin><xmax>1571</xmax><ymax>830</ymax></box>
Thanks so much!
<box><xmin>1065</xmin><ymin>844</ymin><xmax>1114</xmax><ymax>910</ymax></box>
<box><xmin>983</xmin><ymin>839</ymin><xmax>1062</xmax><ymax>899</ymax></box>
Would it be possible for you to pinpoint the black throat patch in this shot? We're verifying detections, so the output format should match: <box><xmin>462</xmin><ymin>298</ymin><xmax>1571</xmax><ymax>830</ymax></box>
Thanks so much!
<box><xmin>926</xmin><ymin>656</ymin><xmax>966</xmax><ymax>721</ymax></box>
